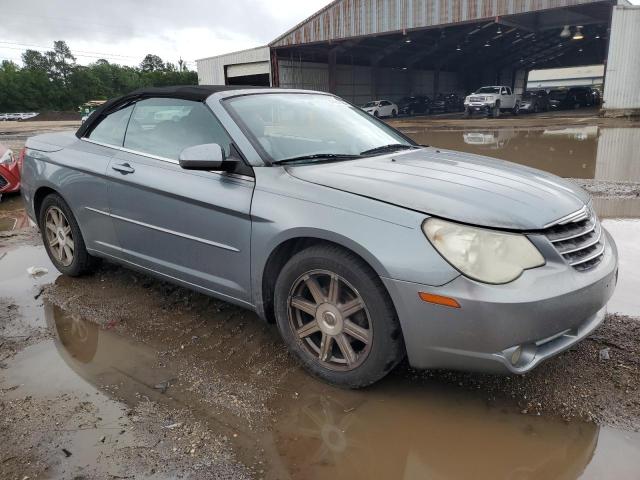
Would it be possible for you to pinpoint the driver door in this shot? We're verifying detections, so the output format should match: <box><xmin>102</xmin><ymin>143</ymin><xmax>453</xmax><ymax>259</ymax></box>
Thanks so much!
<box><xmin>106</xmin><ymin>97</ymin><xmax>254</xmax><ymax>305</ymax></box>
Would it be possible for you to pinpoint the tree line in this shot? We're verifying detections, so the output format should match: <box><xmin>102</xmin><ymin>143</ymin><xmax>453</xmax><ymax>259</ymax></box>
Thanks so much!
<box><xmin>0</xmin><ymin>41</ymin><xmax>198</xmax><ymax>112</ymax></box>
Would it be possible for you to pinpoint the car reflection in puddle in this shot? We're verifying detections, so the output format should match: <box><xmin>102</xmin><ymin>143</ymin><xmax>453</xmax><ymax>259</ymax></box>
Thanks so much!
<box><xmin>44</xmin><ymin>301</ymin><xmax>640</xmax><ymax>480</ymax></box>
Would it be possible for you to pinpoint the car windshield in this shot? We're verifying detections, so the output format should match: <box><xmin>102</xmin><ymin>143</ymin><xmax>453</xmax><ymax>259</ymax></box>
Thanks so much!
<box><xmin>224</xmin><ymin>93</ymin><xmax>413</xmax><ymax>163</ymax></box>
<box><xmin>363</xmin><ymin>101</ymin><xmax>379</xmax><ymax>107</ymax></box>
<box><xmin>475</xmin><ymin>87</ymin><xmax>500</xmax><ymax>94</ymax></box>
<box><xmin>549</xmin><ymin>90</ymin><xmax>567</xmax><ymax>100</ymax></box>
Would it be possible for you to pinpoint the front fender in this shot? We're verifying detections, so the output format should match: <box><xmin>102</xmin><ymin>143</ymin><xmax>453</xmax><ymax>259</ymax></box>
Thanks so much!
<box><xmin>250</xmin><ymin>167</ymin><xmax>460</xmax><ymax>314</ymax></box>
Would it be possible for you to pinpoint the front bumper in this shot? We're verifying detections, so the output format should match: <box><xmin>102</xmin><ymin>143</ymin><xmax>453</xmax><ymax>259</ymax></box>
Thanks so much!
<box><xmin>382</xmin><ymin>228</ymin><xmax>618</xmax><ymax>374</ymax></box>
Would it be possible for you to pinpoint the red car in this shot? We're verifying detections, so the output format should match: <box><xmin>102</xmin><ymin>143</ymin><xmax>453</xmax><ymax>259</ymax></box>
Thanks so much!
<box><xmin>0</xmin><ymin>144</ymin><xmax>22</xmax><ymax>194</ymax></box>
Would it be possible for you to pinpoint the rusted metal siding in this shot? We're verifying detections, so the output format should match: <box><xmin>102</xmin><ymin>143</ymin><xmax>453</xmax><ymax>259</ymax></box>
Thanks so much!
<box><xmin>603</xmin><ymin>6</ymin><xmax>640</xmax><ymax>112</ymax></box>
<box><xmin>270</xmin><ymin>0</ymin><xmax>602</xmax><ymax>47</ymax></box>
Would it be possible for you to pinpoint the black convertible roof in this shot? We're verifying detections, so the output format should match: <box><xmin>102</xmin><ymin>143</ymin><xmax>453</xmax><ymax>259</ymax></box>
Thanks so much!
<box><xmin>76</xmin><ymin>85</ymin><xmax>266</xmax><ymax>138</ymax></box>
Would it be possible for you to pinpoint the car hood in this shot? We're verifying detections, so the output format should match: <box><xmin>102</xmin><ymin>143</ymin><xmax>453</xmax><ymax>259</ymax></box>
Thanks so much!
<box><xmin>285</xmin><ymin>147</ymin><xmax>590</xmax><ymax>230</ymax></box>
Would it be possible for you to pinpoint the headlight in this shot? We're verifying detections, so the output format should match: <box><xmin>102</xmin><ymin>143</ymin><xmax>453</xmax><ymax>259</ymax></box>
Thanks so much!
<box><xmin>422</xmin><ymin>218</ymin><xmax>545</xmax><ymax>284</ymax></box>
<box><xmin>0</xmin><ymin>149</ymin><xmax>14</xmax><ymax>165</ymax></box>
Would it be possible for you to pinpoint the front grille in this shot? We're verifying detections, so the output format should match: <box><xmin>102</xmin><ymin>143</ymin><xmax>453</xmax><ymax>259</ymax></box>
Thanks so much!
<box><xmin>0</xmin><ymin>174</ymin><xmax>7</xmax><ymax>189</ymax></box>
<box><xmin>543</xmin><ymin>207</ymin><xmax>605</xmax><ymax>272</ymax></box>
<box><xmin>469</xmin><ymin>96</ymin><xmax>486</xmax><ymax>102</ymax></box>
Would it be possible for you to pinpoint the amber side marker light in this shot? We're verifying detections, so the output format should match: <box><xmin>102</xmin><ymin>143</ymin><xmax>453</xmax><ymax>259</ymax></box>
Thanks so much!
<box><xmin>418</xmin><ymin>292</ymin><xmax>461</xmax><ymax>308</ymax></box>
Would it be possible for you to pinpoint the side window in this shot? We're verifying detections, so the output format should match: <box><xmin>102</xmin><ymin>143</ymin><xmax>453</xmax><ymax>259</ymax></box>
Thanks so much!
<box><xmin>506</xmin><ymin>87</ymin><xmax>512</xmax><ymax>95</ymax></box>
<box><xmin>501</xmin><ymin>87</ymin><xmax>508</xmax><ymax>95</ymax></box>
<box><xmin>380</xmin><ymin>101</ymin><xmax>389</xmax><ymax>106</ymax></box>
<box><xmin>123</xmin><ymin>98</ymin><xmax>233</xmax><ymax>160</ymax></box>
<box><xmin>87</xmin><ymin>104</ymin><xmax>134</xmax><ymax>146</ymax></box>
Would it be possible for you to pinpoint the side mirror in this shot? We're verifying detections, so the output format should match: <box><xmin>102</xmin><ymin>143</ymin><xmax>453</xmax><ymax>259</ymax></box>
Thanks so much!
<box><xmin>179</xmin><ymin>143</ymin><xmax>234</xmax><ymax>170</ymax></box>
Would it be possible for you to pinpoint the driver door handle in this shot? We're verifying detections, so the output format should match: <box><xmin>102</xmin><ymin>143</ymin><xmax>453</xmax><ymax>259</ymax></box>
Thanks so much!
<box><xmin>112</xmin><ymin>162</ymin><xmax>135</xmax><ymax>174</ymax></box>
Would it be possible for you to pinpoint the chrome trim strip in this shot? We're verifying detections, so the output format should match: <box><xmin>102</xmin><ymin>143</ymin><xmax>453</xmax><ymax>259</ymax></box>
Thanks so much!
<box><xmin>548</xmin><ymin>220</ymin><xmax>596</xmax><ymax>243</ymax></box>
<box><xmin>556</xmin><ymin>225</ymin><xmax>602</xmax><ymax>255</ymax></box>
<box><xmin>81</xmin><ymin>138</ymin><xmax>254</xmax><ymax>183</ymax></box>
<box><xmin>85</xmin><ymin>207</ymin><xmax>239</xmax><ymax>252</ymax></box>
<box><xmin>543</xmin><ymin>205</ymin><xmax>590</xmax><ymax>229</ymax></box>
<box><xmin>569</xmin><ymin>242</ymin><xmax>606</xmax><ymax>266</ymax></box>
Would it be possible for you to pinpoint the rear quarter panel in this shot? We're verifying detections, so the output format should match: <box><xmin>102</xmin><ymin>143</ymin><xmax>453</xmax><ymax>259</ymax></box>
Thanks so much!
<box><xmin>23</xmin><ymin>135</ymin><xmax>120</xmax><ymax>251</ymax></box>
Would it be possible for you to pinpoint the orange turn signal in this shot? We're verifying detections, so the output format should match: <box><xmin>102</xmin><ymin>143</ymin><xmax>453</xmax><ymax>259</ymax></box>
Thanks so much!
<box><xmin>418</xmin><ymin>292</ymin><xmax>461</xmax><ymax>308</ymax></box>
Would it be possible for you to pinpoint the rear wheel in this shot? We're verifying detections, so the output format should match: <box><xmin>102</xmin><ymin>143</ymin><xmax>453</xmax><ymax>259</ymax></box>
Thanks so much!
<box><xmin>39</xmin><ymin>193</ymin><xmax>97</xmax><ymax>276</ymax></box>
<box><xmin>274</xmin><ymin>245</ymin><xmax>404</xmax><ymax>388</ymax></box>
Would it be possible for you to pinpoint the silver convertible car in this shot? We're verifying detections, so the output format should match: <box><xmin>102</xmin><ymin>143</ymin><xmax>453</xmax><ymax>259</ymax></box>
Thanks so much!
<box><xmin>21</xmin><ymin>86</ymin><xmax>618</xmax><ymax>387</ymax></box>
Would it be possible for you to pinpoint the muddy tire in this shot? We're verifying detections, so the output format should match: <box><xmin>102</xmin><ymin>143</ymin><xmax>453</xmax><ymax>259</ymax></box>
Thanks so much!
<box><xmin>39</xmin><ymin>193</ymin><xmax>97</xmax><ymax>277</ymax></box>
<box><xmin>274</xmin><ymin>244</ymin><xmax>404</xmax><ymax>388</ymax></box>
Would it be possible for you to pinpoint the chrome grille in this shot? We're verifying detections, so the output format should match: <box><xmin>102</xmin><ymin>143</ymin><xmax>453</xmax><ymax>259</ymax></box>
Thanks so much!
<box><xmin>543</xmin><ymin>207</ymin><xmax>605</xmax><ymax>272</ymax></box>
<box><xmin>469</xmin><ymin>96</ymin><xmax>486</xmax><ymax>102</ymax></box>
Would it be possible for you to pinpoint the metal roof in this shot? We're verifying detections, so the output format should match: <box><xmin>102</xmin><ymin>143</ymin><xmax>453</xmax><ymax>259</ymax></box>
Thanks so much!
<box><xmin>270</xmin><ymin>0</ymin><xmax>604</xmax><ymax>48</ymax></box>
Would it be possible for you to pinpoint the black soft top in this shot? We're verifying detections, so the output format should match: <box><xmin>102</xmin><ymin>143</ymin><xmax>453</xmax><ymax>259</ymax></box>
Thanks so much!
<box><xmin>76</xmin><ymin>84</ymin><xmax>265</xmax><ymax>138</ymax></box>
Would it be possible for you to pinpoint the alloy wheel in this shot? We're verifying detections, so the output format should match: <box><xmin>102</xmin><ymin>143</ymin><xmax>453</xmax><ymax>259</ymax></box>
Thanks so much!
<box><xmin>44</xmin><ymin>206</ymin><xmax>74</xmax><ymax>266</ymax></box>
<box><xmin>287</xmin><ymin>269</ymin><xmax>372</xmax><ymax>371</ymax></box>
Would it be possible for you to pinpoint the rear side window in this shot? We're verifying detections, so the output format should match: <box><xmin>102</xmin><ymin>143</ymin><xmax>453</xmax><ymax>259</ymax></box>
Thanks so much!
<box><xmin>87</xmin><ymin>105</ymin><xmax>134</xmax><ymax>146</ymax></box>
<box><xmin>123</xmin><ymin>98</ymin><xmax>232</xmax><ymax>160</ymax></box>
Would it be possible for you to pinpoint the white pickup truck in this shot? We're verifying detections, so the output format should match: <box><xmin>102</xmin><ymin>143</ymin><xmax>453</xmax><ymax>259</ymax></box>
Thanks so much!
<box><xmin>464</xmin><ymin>86</ymin><xmax>519</xmax><ymax>117</ymax></box>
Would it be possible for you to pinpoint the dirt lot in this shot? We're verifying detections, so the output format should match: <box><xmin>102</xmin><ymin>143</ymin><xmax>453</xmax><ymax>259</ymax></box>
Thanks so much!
<box><xmin>1</xmin><ymin>118</ymin><xmax>640</xmax><ymax>479</ymax></box>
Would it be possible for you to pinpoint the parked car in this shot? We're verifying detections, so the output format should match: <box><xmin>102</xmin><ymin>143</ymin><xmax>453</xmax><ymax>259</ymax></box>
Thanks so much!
<box><xmin>430</xmin><ymin>93</ymin><xmax>464</xmax><ymax>113</ymax></box>
<box><xmin>548</xmin><ymin>87</ymin><xmax>597</xmax><ymax>110</ymax></box>
<box><xmin>398</xmin><ymin>96</ymin><xmax>432</xmax><ymax>116</ymax></box>
<box><xmin>464</xmin><ymin>86</ymin><xmax>519</xmax><ymax>117</ymax></box>
<box><xmin>519</xmin><ymin>90</ymin><xmax>550</xmax><ymax>113</ymax></box>
<box><xmin>362</xmin><ymin>100</ymin><xmax>398</xmax><ymax>118</ymax></box>
<box><xmin>21</xmin><ymin>86</ymin><xmax>618</xmax><ymax>388</ymax></box>
<box><xmin>0</xmin><ymin>144</ymin><xmax>22</xmax><ymax>194</ymax></box>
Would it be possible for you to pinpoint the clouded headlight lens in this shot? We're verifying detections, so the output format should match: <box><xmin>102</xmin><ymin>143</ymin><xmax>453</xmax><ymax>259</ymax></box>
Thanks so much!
<box><xmin>423</xmin><ymin>218</ymin><xmax>545</xmax><ymax>284</ymax></box>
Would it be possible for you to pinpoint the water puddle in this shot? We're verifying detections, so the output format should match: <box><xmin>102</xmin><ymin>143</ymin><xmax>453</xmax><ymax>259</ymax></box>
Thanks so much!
<box><xmin>3</xmin><ymin>302</ymin><xmax>640</xmax><ymax>479</ymax></box>
<box><xmin>405</xmin><ymin>126</ymin><xmax>640</xmax><ymax>182</ymax></box>
<box><xmin>602</xmin><ymin>219</ymin><xmax>640</xmax><ymax>317</ymax></box>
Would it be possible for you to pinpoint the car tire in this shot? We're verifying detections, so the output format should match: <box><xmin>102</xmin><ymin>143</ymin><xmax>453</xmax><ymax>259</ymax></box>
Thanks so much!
<box><xmin>39</xmin><ymin>193</ymin><xmax>98</xmax><ymax>277</ymax></box>
<box><xmin>533</xmin><ymin>103</ymin><xmax>540</xmax><ymax>114</ymax></box>
<box><xmin>464</xmin><ymin>108</ymin><xmax>471</xmax><ymax>117</ymax></box>
<box><xmin>373</xmin><ymin>111</ymin><xmax>379</xmax><ymax>118</ymax></box>
<box><xmin>493</xmin><ymin>102</ymin><xmax>501</xmax><ymax>118</ymax></box>
<box><xmin>512</xmin><ymin>104</ymin><xmax>519</xmax><ymax>116</ymax></box>
<box><xmin>274</xmin><ymin>244</ymin><xmax>405</xmax><ymax>388</ymax></box>
<box><xmin>392</xmin><ymin>109</ymin><xmax>397</xmax><ymax>117</ymax></box>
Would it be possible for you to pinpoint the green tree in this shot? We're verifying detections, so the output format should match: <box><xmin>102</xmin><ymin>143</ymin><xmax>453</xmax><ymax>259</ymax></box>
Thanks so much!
<box><xmin>140</xmin><ymin>54</ymin><xmax>165</xmax><ymax>73</ymax></box>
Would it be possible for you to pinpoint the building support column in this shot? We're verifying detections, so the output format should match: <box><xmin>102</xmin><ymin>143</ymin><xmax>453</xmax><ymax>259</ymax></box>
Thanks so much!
<box><xmin>328</xmin><ymin>49</ymin><xmax>337</xmax><ymax>94</ymax></box>
<box><xmin>270</xmin><ymin>48</ymin><xmax>279</xmax><ymax>87</ymax></box>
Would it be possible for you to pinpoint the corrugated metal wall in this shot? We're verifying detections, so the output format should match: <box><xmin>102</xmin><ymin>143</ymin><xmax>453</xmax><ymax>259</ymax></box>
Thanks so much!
<box><xmin>197</xmin><ymin>47</ymin><xmax>270</xmax><ymax>84</ymax></box>
<box><xmin>603</xmin><ymin>6</ymin><xmax>640</xmax><ymax>112</ymax></box>
<box><xmin>270</xmin><ymin>0</ymin><xmax>600</xmax><ymax>47</ymax></box>
<box><xmin>595</xmin><ymin>127</ymin><xmax>640</xmax><ymax>182</ymax></box>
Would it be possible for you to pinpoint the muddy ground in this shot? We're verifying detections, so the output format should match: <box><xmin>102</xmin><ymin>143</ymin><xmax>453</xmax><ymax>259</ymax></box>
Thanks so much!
<box><xmin>2</xmin><ymin>118</ymin><xmax>640</xmax><ymax>479</ymax></box>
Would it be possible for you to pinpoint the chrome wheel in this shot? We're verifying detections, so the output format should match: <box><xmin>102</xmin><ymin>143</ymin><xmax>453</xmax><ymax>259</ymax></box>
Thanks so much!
<box><xmin>288</xmin><ymin>269</ymin><xmax>373</xmax><ymax>371</ymax></box>
<box><xmin>44</xmin><ymin>206</ymin><xmax>74</xmax><ymax>267</ymax></box>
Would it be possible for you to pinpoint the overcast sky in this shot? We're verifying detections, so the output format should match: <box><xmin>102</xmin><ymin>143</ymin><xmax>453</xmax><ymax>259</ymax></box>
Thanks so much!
<box><xmin>0</xmin><ymin>0</ymin><xmax>331</xmax><ymax>69</ymax></box>
<box><xmin>1</xmin><ymin>0</ymin><xmax>639</xmax><ymax>70</ymax></box>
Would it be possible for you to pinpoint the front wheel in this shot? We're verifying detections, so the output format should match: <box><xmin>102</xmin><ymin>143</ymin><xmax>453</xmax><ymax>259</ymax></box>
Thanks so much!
<box><xmin>512</xmin><ymin>104</ymin><xmax>519</xmax><ymax>116</ymax></box>
<box><xmin>373</xmin><ymin>111</ymin><xmax>379</xmax><ymax>118</ymax></box>
<box><xmin>274</xmin><ymin>245</ymin><xmax>405</xmax><ymax>388</ymax></box>
<box><xmin>391</xmin><ymin>109</ymin><xmax>397</xmax><ymax>117</ymax></box>
<box><xmin>39</xmin><ymin>193</ymin><xmax>97</xmax><ymax>276</ymax></box>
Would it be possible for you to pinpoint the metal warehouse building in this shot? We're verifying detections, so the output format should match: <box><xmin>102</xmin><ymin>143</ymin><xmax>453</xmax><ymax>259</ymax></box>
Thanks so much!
<box><xmin>197</xmin><ymin>0</ymin><xmax>640</xmax><ymax>115</ymax></box>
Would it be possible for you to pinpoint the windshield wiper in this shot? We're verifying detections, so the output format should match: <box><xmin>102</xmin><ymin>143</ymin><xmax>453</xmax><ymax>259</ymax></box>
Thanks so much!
<box><xmin>272</xmin><ymin>153</ymin><xmax>362</xmax><ymax>165</ymax></box>
<box><xmin>359</xmin><ymin>144</ymin><xmax>417</xmax><ymax>156</ymax></box>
